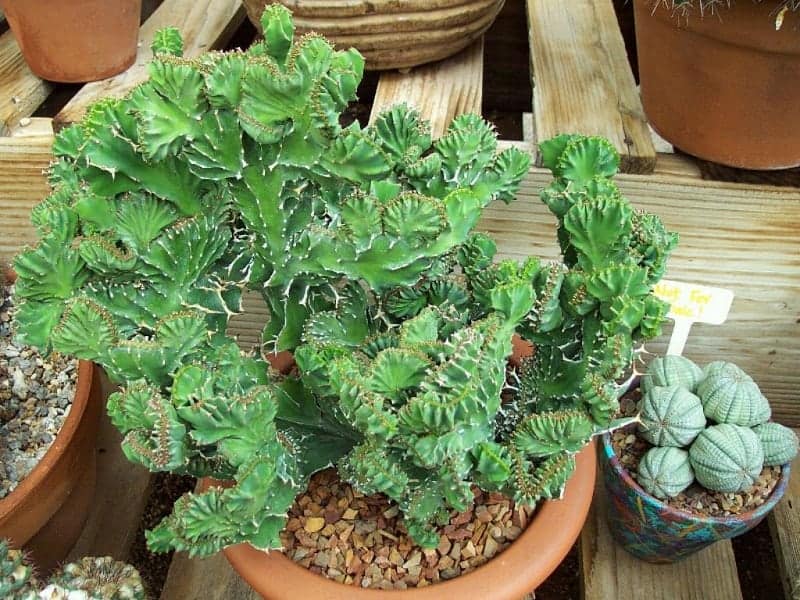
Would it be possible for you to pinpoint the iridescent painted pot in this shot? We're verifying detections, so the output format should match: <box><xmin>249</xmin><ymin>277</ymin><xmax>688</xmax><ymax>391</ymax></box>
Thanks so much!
<box><xmin>600</xmin><ymin>433</ymin><xmax>791</xmax><ymax>563</ymax></box>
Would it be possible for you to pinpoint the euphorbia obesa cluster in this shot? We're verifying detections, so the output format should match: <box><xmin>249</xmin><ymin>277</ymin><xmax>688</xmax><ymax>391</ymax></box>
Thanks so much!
<box><xmin>12</xmin><ymin>6</ymin><xmax>677</xmax><ymax>555</ymax></box>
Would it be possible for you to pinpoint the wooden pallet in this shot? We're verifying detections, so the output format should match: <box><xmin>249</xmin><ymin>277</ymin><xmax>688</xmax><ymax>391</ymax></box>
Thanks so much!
<box><xmin>0</xmin><ymin>1</ymin><xmax>798</xmax><ymax>599</ymax></box>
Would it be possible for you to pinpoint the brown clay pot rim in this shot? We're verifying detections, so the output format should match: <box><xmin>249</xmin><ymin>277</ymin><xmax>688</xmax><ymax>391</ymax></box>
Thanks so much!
<box><xmin>216</xmin><ymin>444</ymin><xmax>596</xmax><ymax>599</ymax></box>
<box><xmin>0</xmin><ymin>360</ymin><xmax>95</xmax><ymax>519</ymax></box>
<box><xmin>639</xmin><ymin>0</ymin><xmax>800</xmax><ymax>53</ymax></box>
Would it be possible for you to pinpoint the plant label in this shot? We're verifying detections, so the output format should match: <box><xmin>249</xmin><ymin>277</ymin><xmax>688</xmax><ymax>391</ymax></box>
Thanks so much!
<box><xmin>653</xmin><ymin>279</ymin><xmax>734</xmax><ymax>356</ymax></box>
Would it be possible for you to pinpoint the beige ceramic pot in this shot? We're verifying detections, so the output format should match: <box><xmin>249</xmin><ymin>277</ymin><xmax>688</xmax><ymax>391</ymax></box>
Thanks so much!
<box><xmin>244</xmin><ymin>0</ymin><xmax>506</xmax><ymax>69</ymax></box>
<box><xmin>634</xmin><ymin>0</ymin><xmax>800</xmax><ymax>169</ymax></box>
<box><xmin>0</xmin><ymin>0</ymin><xmax>142</xmax><ymax>82</ymax></box>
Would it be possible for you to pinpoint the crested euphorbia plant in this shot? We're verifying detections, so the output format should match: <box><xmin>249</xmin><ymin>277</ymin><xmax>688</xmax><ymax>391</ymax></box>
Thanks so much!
<box><xmin>13</xmin><ymin>6</ymin><xmax>676</xmax><ymax>556</ymax></box>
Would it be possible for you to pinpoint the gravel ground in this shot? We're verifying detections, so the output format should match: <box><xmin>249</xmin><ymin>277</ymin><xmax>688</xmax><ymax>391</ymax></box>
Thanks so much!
<box><xmin>0</xmin><ymin>283</ymin><xmax>77</xmax><ymax>499</ymax></box>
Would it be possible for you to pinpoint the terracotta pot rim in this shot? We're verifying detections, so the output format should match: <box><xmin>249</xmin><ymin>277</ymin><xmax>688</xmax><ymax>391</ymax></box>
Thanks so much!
<box><xmin>216</xmin><ymin>444</ymin><xmax>595</xmax><ymax>598</ymax></box>
<box><xmin>636</xmin><ymin>0</ymin><xmax>800</xmax><ymax>54</ymax></box>
<box><xmin>600</xmin><ymin>432</ymin><xmax>792</xmax><ymax>526</ymax></box>
<box><xmin>0</xmin><ymin>360</ymin><xmax>95</xmax><ymax>518</ymax></box>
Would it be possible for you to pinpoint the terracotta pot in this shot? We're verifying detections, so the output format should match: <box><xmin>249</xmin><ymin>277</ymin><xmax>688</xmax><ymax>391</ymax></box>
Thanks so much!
<box><xmin>244</xmin><ymin>0</ymin><xmax>506</xmax><ymax>70</ymax></box>
<box><xmin>0</xmin><ymin>0</ymin><xmax>142</xmax><ymax>83</ymax></box>
<box><xmin>0</xmin><ymin>271</ymin><xmax>104</xmax><ymax>570</ymax></box>
<box><xmin>0</xmin><ymin>361</ymin><xmax>103</xmax><ymax>572</ymax></box>
<box><xmin>205</xmin><ymin>446</ymin><xmax>593</xmax><ymax>599</ymax></box>
<box><xmin>203</xmin><ymin>339</ymin><xmax>595</xmax><ymax>598</ymax></box>
<box><xmin>600</xmin><ymin>432</ymin><xmax>792</xmax><ymax>563</ymax></box>
<box><xmin>633</xmin><ymin>0</ymin><xmax>800</xmax><ymax>169</ymax></box>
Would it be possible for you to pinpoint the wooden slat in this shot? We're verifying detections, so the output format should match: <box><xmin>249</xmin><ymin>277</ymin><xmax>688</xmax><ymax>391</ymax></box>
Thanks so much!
<box><xmin>653</xmin><ymin>153</ymin><xmax>702</xmax><ymax>180</ymax></box>
<box><xmin>525</xmin><ymin>0</ymin><xmax>656</xmax><ymax>174</ymax></box>
<box><xmin>160</xmin><ymin>535</ymin><xmax>258</xmax><ymax>600</ymax></box>
<box><xmin>0</xmin><ymin>30</ymin><xmax>52</xmax><ymax>135</ymax></box>
<box><xmin>228</xmin><ymin>290</ymin><xmax>269</xmax><ymax>350</ymax></box>
<box><xmin>369</xmin><ymin>38</ymin><xmax>483</xmax><ymax>139</ymax></box>
<box><xmin>580</xmin><ymin>459</ymin><xmax>743</xmax><ymax>600</ymax></box>
<box><xmin>0</xmin><ymin>117</ymin><xmax>54</xmax><ymax>260</ymax></box>
<box><xmin>522</xmin><ymin>112</ymin><xmax>535</xmax><ymax>145</ymax></box>
<box><xmin>768</xmin><ymin>431</ymin><xmax>800</xmax><ymax>600</ymax></box>
<box><xmin>66</xmin><ymin>370</ymin><xmax>152</xmax><ymax>561</ymax></box>
<box><xmin>478</xmin><ymin>169</ymin><xmax>800</xmax><ymax>426</ymax></box>
<box><xmin>55</xmin><ymin>0</ymin><xmax>246</xmax><ymax>125</ymax></box>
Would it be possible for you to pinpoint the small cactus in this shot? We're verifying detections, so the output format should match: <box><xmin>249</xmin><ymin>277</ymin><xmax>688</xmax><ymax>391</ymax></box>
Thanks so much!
<box><xmin>638</xmin><ymin>385</ymin><xmax>706</xmax><ymax>447</ymax></box>
<box><xmin>754</xmin><ymin>422</ymin><xmax>799</xmax><ymax>467</ymax></box>
<box><xmin>0</xmin><ymin>541</ymin><xmax>143</xmax><ymax>600</ymax></box>
<box><xmin>697</xmin><ymin>361</ymin><xmax>771</xmax><ymax>427</ymax></box>
<box><xmin>637</xmin><ymin>447</ymin><xmax>694</xmax><ymax>499</ymax></box>
<box><xmin>49</xmin><ymin>557</ymin><xmax>145</xmax><ymax>600</ymax></box>
<box><xmin>641</xmin><ymin>355</ymin><xmax>704</xmax><ymax>394</ymax></box>
<box><xmin>0</xmin><ymin>541</ymin><xmax>36</xmax><ymax>599</ymax></box>
<box><xmin>689</xmin><ymin>424</ymin><xmax>764</xmax><ymax>493</ymax></box>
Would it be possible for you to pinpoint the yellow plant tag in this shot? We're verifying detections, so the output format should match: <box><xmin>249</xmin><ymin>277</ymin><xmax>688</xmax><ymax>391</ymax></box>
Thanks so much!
<box><xmin>653</xmin><ymin>279</ymin><xmax>734</xmax><ymax>356</ymax></box>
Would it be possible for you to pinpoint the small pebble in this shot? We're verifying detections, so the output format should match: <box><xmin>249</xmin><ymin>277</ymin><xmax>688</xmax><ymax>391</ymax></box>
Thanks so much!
<box><xmin>281</xmin><ymin>469</ymin><xmax>535</xmax><ymax>590</ymax></box>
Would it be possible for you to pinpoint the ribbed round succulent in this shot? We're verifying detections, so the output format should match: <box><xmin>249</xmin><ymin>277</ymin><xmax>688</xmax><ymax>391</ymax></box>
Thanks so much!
<box><xmin>641</xmin><ymin>355</ymin><xmax>704</xmax><ymax>394</ymax></box>
<box><xmin>754</xmin><ymin>422</ymin><xmax>799</xmax><ymax>467</ymax></box>
<box><xmin>637</xmin><ymin>447</ymin><xmax>694</xmax><ymax>499</ymax></box>
<box><xmin>689</xmin><ymin>424</ymin><xmax>764</xmax><ymax>493</ymax></box>
<box><xmin>638</xmin><ymin>385</ymin><xmax>706</xmax><ymax>447</ymax></box>
<box><xmin>697</xmin><ymin>361</ymin><xmax>771</xmax><ymax>427</ymax></box>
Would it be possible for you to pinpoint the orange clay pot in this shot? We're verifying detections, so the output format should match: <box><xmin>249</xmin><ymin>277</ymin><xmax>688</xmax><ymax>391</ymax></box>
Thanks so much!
<box><xmin>205</xmin><ymin>339</ymin><xmax>597</xmax><ymax>599</ymax></box>
<box><xmin>0</xmin><ymin>273</ymin><xmax>104</xmax><ymax>572</ymax></box>
<box><xmin>633</xmin><ymin>0</ymin><xmax>800</xmax><ymax>169</ymax></box>
<box><xmin>0</xmin><ymin>361</ymin><xmax>102</xmax><ymax>573</ymax></box>
<box><xmin>0</xmin><ymin>0</ymin><xmax>142</xmax><ymax>83</ymax></box>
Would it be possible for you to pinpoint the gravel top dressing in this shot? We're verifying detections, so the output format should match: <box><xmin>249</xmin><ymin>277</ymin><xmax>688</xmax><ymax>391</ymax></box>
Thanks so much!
<box><xmin>280</xmin><ymin>468</ymin><xmax>535</xmax><ymax>590</ymax></box>
<box><xmin>0</xmin><ymin>283</ymin><xmax>77</xmax><ymax>499</ymax></box>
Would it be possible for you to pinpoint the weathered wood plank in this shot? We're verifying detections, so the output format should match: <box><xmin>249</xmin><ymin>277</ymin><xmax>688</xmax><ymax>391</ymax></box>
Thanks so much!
<box><xmin>479</xmin><ymin>169</ymin><xmax>800</xmax><ymax>426</ymax></box>
<box><xmin>526</xmin><ymin>0</ymin><xmax>656</xmax><ymax>173</ymax></box>
<box><xmin>228</xmin><ymin>290</ymin><xmax>269</xmax><ymax>350</ymax></box>
<box><xmin>0</xmin><ymin>117</ymin><xmax>54</xmax><ymax>260</ymax></box>
<box><xmin>369</xmin><ymin>38</ymin><xmax>483</xmax><ymax>139</ymax></box>
<box><xmin>580</xmin><ymin>460</ymin><xmax>743</xmax><ymax>600</ymax></box>
<box><xmin>653</xmin><ymin>153</ymin><xmax>702</xmax><ymax>180</ymax></box>
<box><xmin>768</xmin><ymin>430</ymin><xmax>800</xmax><ymax>600</ymax></box>
<box><xmin>55</xmin><ymin>0</ymin><xmax>246</xmax><ymax>125</ymax></box>
<box><xmin>0</xmin><ymin>30</ymin><xmax>52</xmax><ymax>135</ymax></box>
<box><xmin>66</xmin><ymin>370</ymin><xmax>152</xmax><ymax>561</ymax></box>
<box><xmin>160</xmin><ymin>541</ymin><xmax>258</xmax><ymax>599</ymax></box>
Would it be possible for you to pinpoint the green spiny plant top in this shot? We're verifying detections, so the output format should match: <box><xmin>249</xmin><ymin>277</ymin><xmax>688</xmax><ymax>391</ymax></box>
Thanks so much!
<box><xmin>12</xmin><ymin>6</ymin><xmax>678</xmax><ymax>556</ymax></box>
<box><xmin>0</xmin><ymin>541</ymin><xmax>145</xmax><ymax>600</ymax></box>
<box><xmin>516</xmin><ymin>134</ymin><xmax>677</xmax><ymax>428</ymax></box>
<box><xmin>13</xmin><ymin>4</ymin><xmax>530</xmax><ymax>369</ymax></box>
